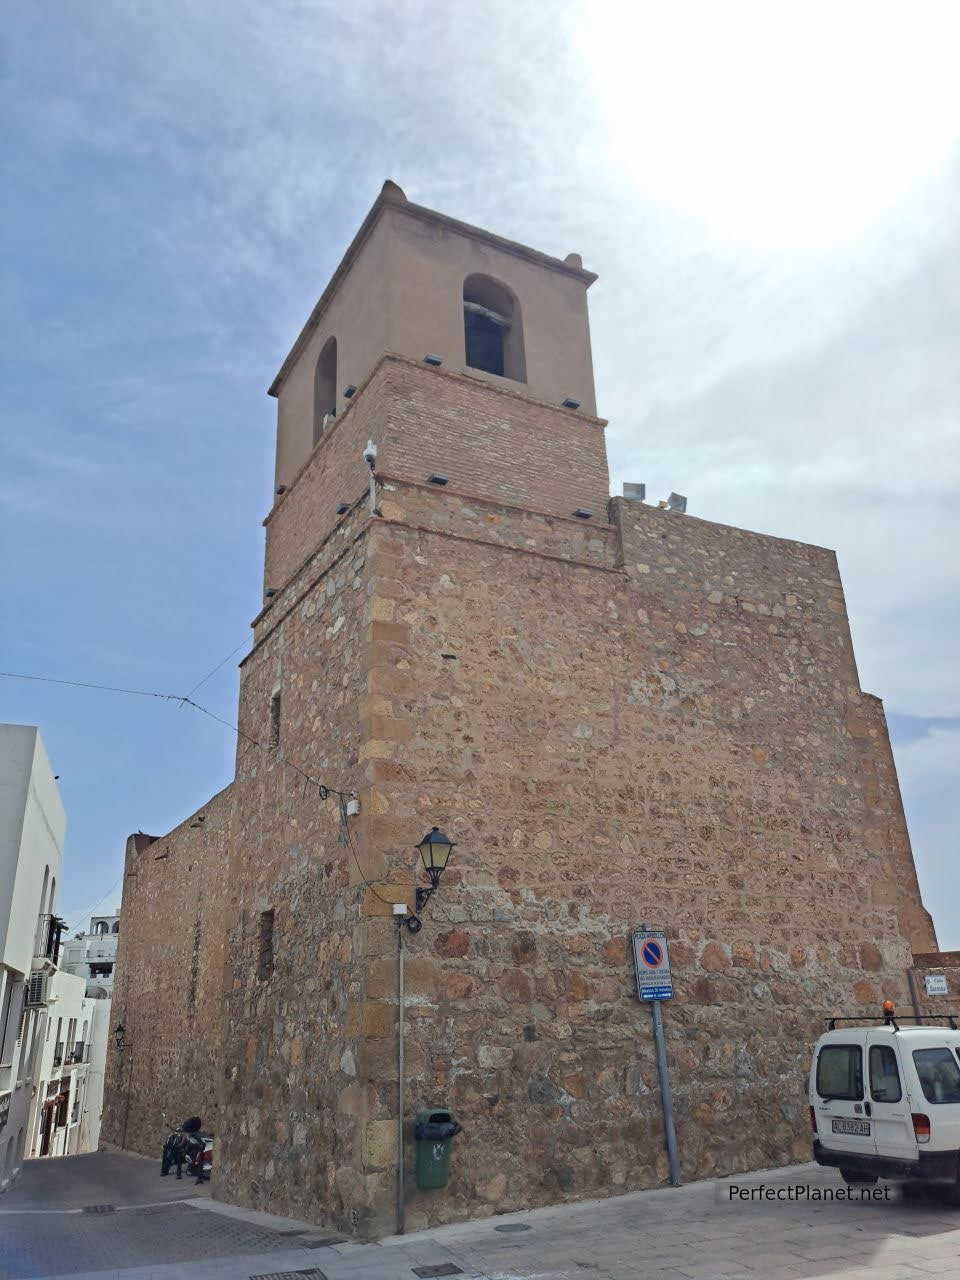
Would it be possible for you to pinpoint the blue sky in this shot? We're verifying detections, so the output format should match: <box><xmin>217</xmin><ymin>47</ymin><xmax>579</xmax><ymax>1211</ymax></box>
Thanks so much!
<box><xmin>2</xmin><ymin>1</ymin><xmax>958</xmax><ymax>946</ymax></box>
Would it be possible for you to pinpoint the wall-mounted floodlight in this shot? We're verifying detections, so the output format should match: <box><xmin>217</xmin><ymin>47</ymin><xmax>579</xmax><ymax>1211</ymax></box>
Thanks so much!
<box><xmin>428</xmin><ymin>473</ymin><xmax>448</xmax><ymax>486</ymax></box>
<box><xmin>265</xmin><ymin>589</ymin><xmax>277</xmax><ymax>598</ymax></box>
<box><xmin>562</xmin><ymin>397</ymin><xmax>581</xmax><ymax>409</ymax></box>
<box><xmin>336</xmin><ymin>502</ymin><xmax>351</xmax><ymax>515</ymax></box>
<box><xmin>343</xmin><ymin>385</ymin><xmax>357</xmax><ymax>398</ymax></box>
<box><xmin>667</xmin><ymin>492</ymin><xmax>688</xmax><ymax>513</ymax></box>
<box><xmin>423</xmin><ymin>354</ymin><xmax>443</xmax><ymax>366</ymax></box>
<box><xmin>573</xmin><ymin>508</ymin><xmax>593</xmax><ymax>520</ymax></box>
<box><xmin>623</xmin><ymin>483</ymin><xmax>646</xmax><ymax>502</ymax></box>
<box><xmin>275</xmin><ymin>485</ymin><xmax>287</xmax><ymax>496</ymax></box>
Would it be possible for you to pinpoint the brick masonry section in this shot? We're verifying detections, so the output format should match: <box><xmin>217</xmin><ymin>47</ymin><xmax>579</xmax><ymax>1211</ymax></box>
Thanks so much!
<box><xmin>263</xmin><ymin>355</ymin><xmax>609</xmax><ymax>592</ymax></box>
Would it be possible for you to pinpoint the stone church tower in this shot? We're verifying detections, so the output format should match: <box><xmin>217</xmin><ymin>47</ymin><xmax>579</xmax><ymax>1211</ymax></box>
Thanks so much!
<box><xmin>103</xmin><ymin>181</ymin><xmax>936</xmax><ymax>1237</ymax></box>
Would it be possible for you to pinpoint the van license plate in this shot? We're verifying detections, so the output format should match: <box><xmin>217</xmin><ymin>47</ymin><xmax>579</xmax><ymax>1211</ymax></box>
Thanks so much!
<box><xmin>832</xmin><ymin>1119</ymin><xmax>870</xmax><ymax>1136</ymax></box>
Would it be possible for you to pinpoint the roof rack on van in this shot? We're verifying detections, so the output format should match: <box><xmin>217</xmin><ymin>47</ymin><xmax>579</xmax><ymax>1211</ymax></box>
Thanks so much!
<box><xmin>825</xmin><ymin>1014</ymin><xmax>959</xmax><ymax>1032</ymax></box>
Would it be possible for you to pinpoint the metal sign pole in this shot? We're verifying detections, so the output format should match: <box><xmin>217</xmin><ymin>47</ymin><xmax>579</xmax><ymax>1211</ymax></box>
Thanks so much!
<box><xmin>651</xmin><ymin>997</ymin><xmax>681</xmax><ymax>1187</ymax></box>
<box><xmin>397</xmin><ymin>915</ymin><xmax>406</xmax><ymax>1235</ymax></box>
<box><xmin>635</xmin><ymin>923</ymin><xmax>681</xmax><ymax>1188</ymax></box>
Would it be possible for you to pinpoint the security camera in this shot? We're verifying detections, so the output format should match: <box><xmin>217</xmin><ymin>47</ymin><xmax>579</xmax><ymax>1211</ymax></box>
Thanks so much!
<box><xmin>363</xmin><ymin>440</ymin><xmax>377</xmax><ymax>469</ymax></box>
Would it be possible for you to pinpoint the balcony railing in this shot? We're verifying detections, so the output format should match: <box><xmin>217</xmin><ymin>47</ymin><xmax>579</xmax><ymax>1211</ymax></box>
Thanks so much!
<box><xmin>33</xmin><ymin>914</ymin><xmax>67</xmax><ymax>966</ymax></box>
<box><xmin>53</xmin><ymin>1044</ymin><xmax>64</xmax><ymax>1068</ymax></box>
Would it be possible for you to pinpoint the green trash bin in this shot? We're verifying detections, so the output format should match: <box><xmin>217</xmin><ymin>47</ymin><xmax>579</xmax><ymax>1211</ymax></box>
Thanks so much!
<box><xmin>414</xmin><ymin>1108</ymin><xmax>462</xmax><ymax>1189</ymax></box>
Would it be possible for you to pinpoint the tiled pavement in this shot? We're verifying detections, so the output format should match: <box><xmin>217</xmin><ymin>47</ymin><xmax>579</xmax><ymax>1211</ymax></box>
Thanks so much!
<box><xmin>2</xmin><ymin>1154</ymin><xmax>960</xmax><ymax>1279</ymax></box>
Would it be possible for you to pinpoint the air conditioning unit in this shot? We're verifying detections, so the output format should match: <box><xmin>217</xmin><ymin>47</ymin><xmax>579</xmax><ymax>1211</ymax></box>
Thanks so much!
<box><xmin>26</xmin><ymin>972</ymin><xmax>49</xmax><ymax>1007</ymax></box>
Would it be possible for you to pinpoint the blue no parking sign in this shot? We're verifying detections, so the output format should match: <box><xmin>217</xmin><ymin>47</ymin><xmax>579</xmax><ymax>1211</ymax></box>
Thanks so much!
<box><xmin>632</xmin><ymin>928</ymin><xmax>673</xmax><ymax>1000</ymax></box>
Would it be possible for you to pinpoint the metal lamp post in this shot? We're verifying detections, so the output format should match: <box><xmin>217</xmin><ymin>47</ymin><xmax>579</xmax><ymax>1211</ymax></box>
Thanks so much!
<box><xmin>397</xmin><ymin>825</ymin><xmax>457</xmax><ymax>1235</ymax></box>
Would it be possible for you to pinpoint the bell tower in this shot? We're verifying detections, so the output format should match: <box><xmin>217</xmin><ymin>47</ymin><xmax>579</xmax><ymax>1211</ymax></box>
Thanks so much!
<box><xmin>267</xmin><ymin>180</ymin><xmax>603</xmax><ymax>486</ymax></box>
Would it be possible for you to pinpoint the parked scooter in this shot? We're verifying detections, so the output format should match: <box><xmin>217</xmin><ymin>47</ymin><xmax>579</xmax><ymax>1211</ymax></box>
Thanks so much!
<box><xmin>160</xmin><ymin>1115</ymin><xmax>214</xmax><ymax>1183</ymax></box>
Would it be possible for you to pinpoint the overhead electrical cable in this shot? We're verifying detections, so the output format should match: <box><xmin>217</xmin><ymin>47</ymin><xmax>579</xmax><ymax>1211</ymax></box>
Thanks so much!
<box><xmin>183</xmin><ymin>637</ymin><xmax>251</xmax><ymax>702</ymax></box>
<box><xmin>0</xmin><ymin>668</ymin><xmax>395</xmax><ymax>906</ymax></box>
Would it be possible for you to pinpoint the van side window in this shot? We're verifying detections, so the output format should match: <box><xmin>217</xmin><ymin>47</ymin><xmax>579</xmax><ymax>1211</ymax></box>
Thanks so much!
<box><xmin>869</xmin><ymin>1045</ymin><xmax>902</xmax><ymax>1102</ymax></box>
<box><xmin>816</xmin><ymin>1044</ymin><xmax>863</xmax><ymax>1100</ymax></box>
<box><xmin>913</xmin><ymin>1048</ymin><xmax>960</xmax><ymax>1104</ymax></box>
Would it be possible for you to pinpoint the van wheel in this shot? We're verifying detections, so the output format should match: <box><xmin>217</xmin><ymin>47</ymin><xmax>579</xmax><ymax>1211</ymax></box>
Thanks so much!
<box><xmin>839</xmin><ymin>1169</ymin><xmax>878</xmax><ymax>1185</ymax></box>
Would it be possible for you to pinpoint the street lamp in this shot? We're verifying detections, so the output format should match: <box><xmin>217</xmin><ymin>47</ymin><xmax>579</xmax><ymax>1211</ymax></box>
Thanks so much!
<box><xmin>414</xmin><ymin>826</ymin><xmax>456</xmax><ymax>912</ymax></box>
<box><xmin>114</xmin><ymin>1023</ymin><xmax>127</xmax><ymax>1051</ymax></box>
<box><xmin>404</xmin><ymin>826</ymin><xmax>456</xmax><ymax>935</ymax></box>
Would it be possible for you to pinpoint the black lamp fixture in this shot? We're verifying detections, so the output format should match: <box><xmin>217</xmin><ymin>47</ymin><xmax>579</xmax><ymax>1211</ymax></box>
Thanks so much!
<box><xmin>405</xmin><ymin>826</ymin><xmax>456</xmax><ymax>931</ymax></box>
<box><xmin>113</xmin><ymin>1022</ymin><xmax>127</xmax><ymax>1051</ymax></box>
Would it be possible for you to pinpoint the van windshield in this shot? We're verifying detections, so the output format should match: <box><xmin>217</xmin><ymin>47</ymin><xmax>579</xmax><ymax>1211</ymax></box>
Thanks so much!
<box><xmin>913</xmin><ymin>1048</ymin><xmax>960</xmax><ymax>1104</ymax></box>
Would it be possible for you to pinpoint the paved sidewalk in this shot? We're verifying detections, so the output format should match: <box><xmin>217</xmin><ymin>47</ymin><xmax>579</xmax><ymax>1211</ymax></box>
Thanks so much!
<box><xmin>3</xmin><ymin>1156</ymin><xmax>960</xmax><ymax>1280</ymax></box>
<box><xmin>396</xmin><ymin>1162</ymin><xmax>960</xmax><ymax>1279</ymax></box>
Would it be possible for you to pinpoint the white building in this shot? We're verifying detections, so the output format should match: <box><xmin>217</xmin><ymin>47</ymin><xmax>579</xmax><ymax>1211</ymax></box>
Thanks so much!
<box><xmin>26</xmin><ymin>970</ymin><xmax>110</xmax><ymax>1159</ymax></box>
<box><xmin>0</xmin><ymin>725</ymin><xmax>65</xmax><ymax>1192</ymax></box>
<box><xmin>0</xmin><ymin>724</ymin><xmax>112</xmax><ymax>1189</ymax></box>
<box><xmin>61</xmin><ymin>914</ymin><xmax>120</xmax><ymax>998</ymax></box>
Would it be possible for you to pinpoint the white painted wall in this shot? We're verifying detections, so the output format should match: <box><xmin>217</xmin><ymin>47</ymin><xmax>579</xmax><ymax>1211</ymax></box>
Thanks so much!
<box><xmin>79</xmin><ymin>998</ymin><xmax>111</xmax><ymax>1152</ymax></box>
<box><xmin>60</xmin><ymin>917</ymin><xmax>119</xmax><ymax>997</ymax></box>
<box><xmin>26</xmin><ymin>969</ymin><xmax>93</xmax><ymax>1160</ymax></box>
<box><xmin>0</xmin><ymin>725</ymin><xmax>65</xmax><ymax>977</ymax></box>
<box><xmin>0</xmin><ymin>724</ymin><xmax>65</xmax><ymax>1192</ymax></box>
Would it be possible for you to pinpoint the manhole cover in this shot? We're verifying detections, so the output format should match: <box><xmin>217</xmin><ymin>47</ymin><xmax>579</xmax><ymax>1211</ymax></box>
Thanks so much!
<box><xmin>81</xmin><ymin>1205</ymin><xmax>116</xmax><ymax>1214</ymax></box>
<box><xmin>412</xmin><ymin>1266</ymin><xmax>464</xmax><ymax>1278</ymax></box>
<box><xmin>249</xmin><ymin>1271</ymin><xmax>327</xmax><ymax>1280</ymax></box>
<box><xmin>494</xmin><ymin>1223</ymin><xmax>531</xmax><ymax>1233</ymax></box>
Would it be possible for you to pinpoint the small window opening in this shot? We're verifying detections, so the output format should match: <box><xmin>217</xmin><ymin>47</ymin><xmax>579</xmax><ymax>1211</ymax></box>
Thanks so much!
<box><xmin>463</xmin><ymin>275</ymin><xmax>525</xmax><ymax>382</ymax></box>
<box><xmin>257</xmin><ymin>909</ymin><xmax>275</xmax><ymax>981</ymax></box>
<box><xmin>268</xmin><ymin>688</ymin><xmax>281</xmax><ymax>750</ymax></box>
<box><xmin>313</xmin><ymin>337</ymin><xmax>337</xmax><ymax>447</ymax></box>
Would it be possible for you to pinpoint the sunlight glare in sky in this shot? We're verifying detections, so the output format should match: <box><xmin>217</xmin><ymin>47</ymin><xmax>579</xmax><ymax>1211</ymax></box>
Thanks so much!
<box><xmin>577</xmin><ymin>1</ymin><xmax>960</xmax><ymax>246</ymax></box>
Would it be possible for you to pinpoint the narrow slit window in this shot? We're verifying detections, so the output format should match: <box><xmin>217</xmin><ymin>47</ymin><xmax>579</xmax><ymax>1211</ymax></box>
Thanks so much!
<box><xmin>268</xmin><ymin>688</ymin><xmax>281</xmax><ymax>750</ymax></box>
<box><xmin>257</xmin><ymin>909</ymin><xmax>275</xmax><ymax>981</ymax></box>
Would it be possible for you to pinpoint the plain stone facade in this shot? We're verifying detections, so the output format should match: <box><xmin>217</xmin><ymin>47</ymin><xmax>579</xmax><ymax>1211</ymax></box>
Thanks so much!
<box><xmin>103</xmin><ymin>184</ymin><xmax>937</xmax><ymax>1238</ymax></box>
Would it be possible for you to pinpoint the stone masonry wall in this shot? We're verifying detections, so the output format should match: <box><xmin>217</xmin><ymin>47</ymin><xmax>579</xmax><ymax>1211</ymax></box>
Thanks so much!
<box><xmin>102</xmin><ymin>785</ymin><xmax>233</xmax><ymax>1156</ymax></box>
<box><xmin>215</xmin><ymin>505</ymin><xmax>386</xmax><ymax>1235</ymax></box>
<box><xmin>347</xmin><ymin>480</ymin><xmax>936</xmax><ymax>1233</ymax></box>
<box><xmin>105</xmin><ymin>368</ymin><xmax>936</xmax><ymax>1239</ymax></box>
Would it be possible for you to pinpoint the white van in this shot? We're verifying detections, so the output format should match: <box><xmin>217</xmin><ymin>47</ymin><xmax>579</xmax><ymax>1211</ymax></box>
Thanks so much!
<box><xmin>810</xmin><ymin>1007</ymin><xmax>960</xmax><ymax>1193</ymax></box>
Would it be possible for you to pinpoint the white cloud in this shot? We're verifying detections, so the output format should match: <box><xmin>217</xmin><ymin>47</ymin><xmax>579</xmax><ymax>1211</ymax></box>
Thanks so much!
<box><xmin>576</xmin><ymin>1</ymin><xmax>960</xmax><ymax>248</ymax></box>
